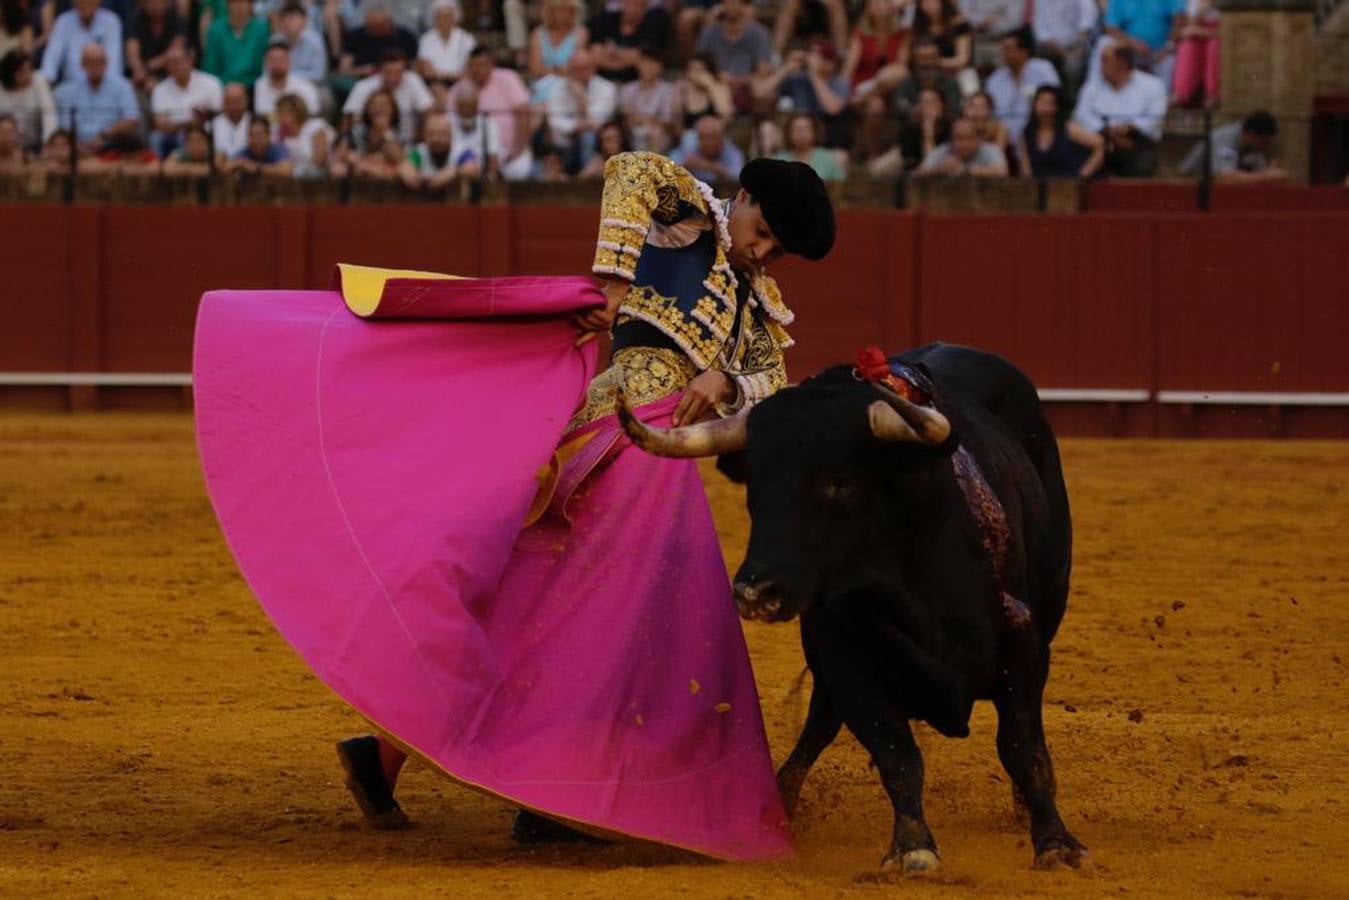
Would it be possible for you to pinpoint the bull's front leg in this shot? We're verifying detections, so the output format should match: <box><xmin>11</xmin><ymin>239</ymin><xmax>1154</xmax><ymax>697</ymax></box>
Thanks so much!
<box><xmin>802</xmin><ymin>607</ymin><xmax>939</xmax><ymax>874</ymax></box>
<box><xmin>871</xmin><ymin>719</ymin><xmax>938</xmax><ymax>874</ymax></box>
<box><xmin>993</xmin><ymin>644</ymin><xmax>1088</xmax><ymax>870</ymax></box>
<box><xmin>775</xmin><ymin>674</ymin><xmax>841</xmax><ymax>819</ymax></box>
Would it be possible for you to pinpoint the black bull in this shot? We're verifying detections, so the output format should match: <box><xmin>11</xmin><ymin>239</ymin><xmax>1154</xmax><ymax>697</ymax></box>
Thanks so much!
<box><xmin>619</xmin><ymin>343</ymin><xmax>1087</xmax><ymax>873</ymax></box>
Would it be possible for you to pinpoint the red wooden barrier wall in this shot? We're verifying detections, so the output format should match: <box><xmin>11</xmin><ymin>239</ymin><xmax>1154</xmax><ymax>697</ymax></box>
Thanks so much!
<box><xmin>2</xmin><ymin>203</ymin><xmax>1347</xmax><ymax>436</ymax></box>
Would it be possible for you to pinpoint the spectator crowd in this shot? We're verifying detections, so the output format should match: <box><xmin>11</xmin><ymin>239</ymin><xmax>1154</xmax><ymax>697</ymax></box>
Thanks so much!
<box><xmin>0</xmin><ymin>0</ymin><xmax>1290</xmax><ymax>186</ymax></box>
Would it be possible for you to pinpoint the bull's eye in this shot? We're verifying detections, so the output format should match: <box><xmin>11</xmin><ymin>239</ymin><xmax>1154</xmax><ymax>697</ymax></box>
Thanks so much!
<box><xmin>820</xmin><ymin>474</ymin><xmax>855</xmax><ymax>503</ymax></box>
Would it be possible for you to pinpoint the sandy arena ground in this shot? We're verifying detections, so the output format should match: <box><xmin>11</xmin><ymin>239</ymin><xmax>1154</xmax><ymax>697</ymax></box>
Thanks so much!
<box><xmin>1</xmin><ymin>414</ymin><xmax>1347</xmax><ymax>898</ymax></box>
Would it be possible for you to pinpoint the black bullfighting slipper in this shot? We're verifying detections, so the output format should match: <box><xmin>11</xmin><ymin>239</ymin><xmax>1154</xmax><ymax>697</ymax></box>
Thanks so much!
<box><xmin>510</xmin><ymin>809</ymin><xmax>606</xmax><ymax>845</ymax></box>
<box><xmin>336</xmin><ymin>735</ymin><xmax>411</xmax><ymax>830</ymax></box>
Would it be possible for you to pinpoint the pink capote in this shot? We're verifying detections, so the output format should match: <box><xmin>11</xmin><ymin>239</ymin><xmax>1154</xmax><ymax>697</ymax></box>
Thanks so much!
<box><xmin>192</xmin><ymin>274</ymin><xmax>792</xmax><ymax>861</ymax></box>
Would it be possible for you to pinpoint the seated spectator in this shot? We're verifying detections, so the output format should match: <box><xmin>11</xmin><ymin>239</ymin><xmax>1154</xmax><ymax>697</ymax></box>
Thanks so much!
<box><xmin>536</xmin><ymin>48</ymin><xmax>616</xmax><ymax>171</ymax></box>
<box><xmin>0</xmin><ymin>50</ymin><xmax>56</xmax><ymax>152</ymax></box>
<box><xmin>274</xmin><ymin>91</ymin><xmax>332</xmax><ymax>176</ymax></box>
<box><xmin>226</xmin><ymin>114</ymin><xmax>291</xmax><ymax>173</ymax></box>
<box><xmin>772</xmin><ymin>0</ymin><xmax>848</xmax><ymax>59</ymax></box>
<box><xmin>588</xmin><ymin>0</ymin><xmax>669</xmax><ymax>83</ymax></box>
<box><xmin>343</xmin><ymin>48</ymin><xmax>431</xmax><ymax>143</ymax></box>
<box><xmin>577</xmin><ymin>117</ymin><xmax>629</xmax><ymax>178</ymax></box>
<box><xmin>336</xmin><ymin>88</ymin><xmax>405</xmax><ymax>178</ymax></box>
<box><xmin>535</xmin><ymin>144</ymin><xmax>568</xmax><ymax>180</ymax></box>
<box><xmin>754</xmin><ymin>117</ymin><xmax>783</xmax><ymax>156</ymax></box>
<box><xmin>917</xmin><ymin>115</ymin><xmax>1008</xmax><ymax>175</ymax></box>
<box><xmin>960</xmin><ymin>0</ymin><xmax>1024</xmax><ymax>68</ymax></box>
<box><xmin>0</xmin><ymin>111</ymin><xmax>27</xmax><ymax>171</ymax></box>
<box><xmin>1072</xmin><ymin>44</ymin><xmax>1166</xmax><ymax>177</ymax></box>
<box><xmin>127</xmin><ymin>0</ymin><xmax>187</xmax><ymax>90</ymax></box>
<box><xmin>893</xmin><ymin>37</ymin><xmax>961</xmax><ymax>123</ymax></box>
<box><xmin>694</xmin><ymin>0</ymin><xmax>774</xmax><ymax>112</ymax></box>
<box><xmin>40</xmin><ymin>0</ymin><xmax>122</xmax><ymax>86</ymax></box>
<box><xmin>528</xmin><ymin>0</ymin><xmax>586</xmax><ymax>82</ymax></box>
<box><xmin>1032</xmin><ymin>0</ymin><xmax>1097</xmax><ymax>90</ymax></box>
<box><xmin>254</xmin><ymin>39</ymin><xmax>319</xmax><ymax>115</ymax></box>
<box><xmin>618</xmin><ymin>48</ymin><xmax>675</xmax><ymax>152</ymax></box>
<box><xmin>773</xmin><ymin>111</ymin><xmax>844</xmax><ymax>181</ymax></box>
<box><xmin>1018</xmin><ymin>84</ymin><xmax>1102</xmax><ymax>176</ymax></box>
<box><xmin>1103</xmin><ymin>0</ymin><xmax>1184</xmax><ymax>89</ymax></box>
<box><xmin>676</xmin><ymin>53</ymin><xmax>733</xmax><ymax>129</ymax></box>
<box><xmin>202</xmin><ymin>0</ymin><xmax>269</xmax><ymax>86</ymax></box>
<box><xmin>674</xmin><ymin>0</ymin><xmax>714</xmax><ymax>61</ymax></box>
<box><xmin>963</xmin><ymin>90</ymin><xmax>1008</xmax><ymax>159</ymax></box>
<box><xmin>445</xmin><ymin>84</ymin><xmax>500</xmax><ymax>178</ymax></box>
<box><xmin>868</xmin><ymin>83</ymin><xmax>949</xmax><ymax>174</ymax></box>
<box><xmin>1172</xmin><ymin>0</ymin><xmax>1218</xmax><ymax>108</ymax></box>
<box><xmin>53</xmin><ymin>43</ymin><xmax>143</xmax><ymax>156</ymax></box>
<box><xmin>843</xmin><ymin>0</ymin><xmax>910</xmax><ymax>95</ymax></box>
<box><xmin>274</xmin><ymin>1</ymin><xmax>327</xmax><ymax>83</ymax></box>
<box><xmin>449</xmin><ymin>46</ymin><xmax>531</xmax><ymax>179</ymax></box>
<box><xmin>400</xmin><ymin>108</ymin><xmax>459</xmax><ymax>187</ymax></box>
<box><xmin>210</xmin><ymin>81</ymin><xmax>251</xmax><ymax>157</ymax></box>
<box><xmin>161</xmin><ymin>121</ymin><xmax>214</xmax><ymax>174</ymax></box>
<box><xmin>671</xmin><ymin>112</ymin><xmax>743</xmax><ymax>183</ymax></box>
<box><xmin>35</xmin><ymin>128</ymin><xmax>77</xmax><ymax>172</ymax></box>
<box><xmin>984</xmin><ymin>26</ymin><xmax>1059</xmax><ymax>137</ymax></box>
<box><xmin>843</xmin><ymin>0</ymin><xmax>914</xmax><ymax>169</ymax></box>
<box><xmin>416</xmin><ymin>0</ymin><xmax>474</xmax><ymax>82</ymax></box>
<box><xmin>149</xmin><ymin>43</ymin><xmax>222</xmax><ymax>157</ymax></box>
<box><xmin>764</xmin><ymin>42</ymin><xmax>849</xmax><ymax>148</ymax></box>
<box><xmin>1</xmin><ymin>0</ymin><xmax>32</xmax><ymax>60</ymax></box>
<box><xmin>339</xmin><ymin>3</ymin><xmax>417</xmax><ymax>84</ymax></box>
<box><xmin>912</xmin><ymin>0</ymin><xmax>973</xmax><ymax>95</ymax></box>
<box><xmin>1177</xmin><ymin>110</ymin><xmax>1286</xmax><ymax>183</ymax></box>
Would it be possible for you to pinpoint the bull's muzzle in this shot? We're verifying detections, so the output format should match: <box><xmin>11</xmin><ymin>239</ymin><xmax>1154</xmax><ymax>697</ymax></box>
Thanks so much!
<box><xmin>733</xmin><ymin>577</ymin><xmax>789</xmax><ymax>622</ymax></box>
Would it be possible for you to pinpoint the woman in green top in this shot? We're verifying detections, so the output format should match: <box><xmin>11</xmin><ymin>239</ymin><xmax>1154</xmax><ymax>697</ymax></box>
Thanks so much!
<box><xmin>774</xmin><ymin>112</ymin><xmax>845</xmax><ymax>181</ymax></box>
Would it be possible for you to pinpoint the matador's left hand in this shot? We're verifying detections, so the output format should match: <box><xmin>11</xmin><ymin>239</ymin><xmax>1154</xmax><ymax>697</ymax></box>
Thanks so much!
<box><xmin>674</xmin><ymin>371</ymin><xmax>735</xmax><ymax>426</ymax></box>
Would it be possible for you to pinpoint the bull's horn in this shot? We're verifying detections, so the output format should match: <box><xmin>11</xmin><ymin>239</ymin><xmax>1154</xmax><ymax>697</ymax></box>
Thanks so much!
<box><xmin>616</xmin><ymin>387</ymin><xmax>749</xmax><ymax>458</ymax></box>
<box><xmin>868</xmin><ymin>385</ymin><xmax>951</xmax><ymax>445</ymax></box>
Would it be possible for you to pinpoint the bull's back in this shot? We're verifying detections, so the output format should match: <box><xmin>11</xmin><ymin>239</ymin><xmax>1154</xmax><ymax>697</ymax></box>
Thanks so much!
<box><xmin>898</xmin><ymin>343</ymin><xmax>1073</xmax><ymax>642</ymax></box>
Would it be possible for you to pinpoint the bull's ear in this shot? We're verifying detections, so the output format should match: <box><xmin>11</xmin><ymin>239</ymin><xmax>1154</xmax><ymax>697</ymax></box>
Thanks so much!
<box><xmin>715</xmin><ymin>451</ymin><xmax>748</xmax><ymax>484</ymax></box>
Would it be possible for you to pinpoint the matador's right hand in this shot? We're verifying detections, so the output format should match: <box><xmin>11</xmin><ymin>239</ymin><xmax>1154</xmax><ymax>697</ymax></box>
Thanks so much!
<box><xmin>574</xmin><ymin>278</ymin><xmax>628</xmax><ymax>346</ymax></box>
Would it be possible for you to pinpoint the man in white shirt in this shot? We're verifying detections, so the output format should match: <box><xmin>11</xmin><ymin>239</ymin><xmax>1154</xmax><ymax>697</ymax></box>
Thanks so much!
<box><xmin>984</xmin><ymin>27</ymin><xmax>1060</xmax><ymax>137</ymax></box>
<box><xmin>150</xmin><ymin>44</ymin><xmax>223</xmax><ymax>157</ymax></box>
<box><xmin>917</xmin><ymin>116</ymin><xmax>1009</xmax><ymax>177</ymax></box>
<box><xmin>1033</xmin><ymin>0</ymin><xmax>1097</xmax><ymax>87</ymax></box>
<box><xmin>210</xmin><ymin>82</ymin><xmax>252</xmax><ymax>159</ymax></box>
<box><xmin>416</xmin><ymin>0</ymin><xmax>476</xmax><ymax>82</ymax></box>
<box><xmin>342</xmin><ymin>48</ymin><xmax>433</xmax><ymax>143</ymax></box>
<box><xmin>538</xmin><ymin>48</ymin><xmax>616</xmax><ymax>166</ymax></box>
<box><xmin>447</xmin><ymin>85</ymin><xmax>499</xmax><ymax>172</ymax></box>
<box><xmin>1072</xmin><ymin>44</ymin><xmax>1167</xmax><ymax>176</ymax></box>
<box><xmin>254</xmin><ymin>40</ymin><xmax>322</xmax><ymax>116</ymax></box>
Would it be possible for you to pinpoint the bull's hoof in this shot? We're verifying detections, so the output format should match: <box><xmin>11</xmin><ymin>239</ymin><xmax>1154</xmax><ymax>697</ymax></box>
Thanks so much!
<box><xmin>1034</xmin><ymin>844</ymin><xmax>1091</xmax><ymax>871</ymax></box>
<box><xmin>881</xmin><ymin>848</ymin><xmax>940</xmax><ymax>876</ymax></box>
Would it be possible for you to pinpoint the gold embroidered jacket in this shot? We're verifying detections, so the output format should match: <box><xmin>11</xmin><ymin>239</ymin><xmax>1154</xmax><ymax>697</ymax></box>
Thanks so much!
<box><xmin>591</xmin><ymin>151</ymin><xmax>795</xmax><ymax>412</ymax></box>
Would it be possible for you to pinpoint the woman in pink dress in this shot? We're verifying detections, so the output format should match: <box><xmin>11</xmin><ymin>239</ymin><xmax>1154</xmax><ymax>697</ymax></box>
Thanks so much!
<box><xmin>194</xmin><ymin>153</ymin><xmax>834</xmax><ymax>860</ymax></box>
<box><xmin>1172</xmin><ymin>0</ymin><xmax>1220</xmax><ymax>108</ymax></box>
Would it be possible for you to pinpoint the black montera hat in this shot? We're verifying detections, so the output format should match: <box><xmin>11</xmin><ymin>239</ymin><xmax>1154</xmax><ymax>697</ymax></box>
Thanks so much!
<box><xmin>738</xmin><ymin>157</ymin><xmax>835</xmax><ymax>261</ymax></box>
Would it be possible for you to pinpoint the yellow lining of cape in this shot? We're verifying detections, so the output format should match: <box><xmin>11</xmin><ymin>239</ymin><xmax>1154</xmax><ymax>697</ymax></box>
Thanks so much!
<box><xmin>524</xmin><ymin>429</ymin><xmax>600</xmax><ymax>528</ymax></box>
<box><xmin>336</xmin><ymin>263</ymin><xmax>464</xmax><ymax>317</ymax></box>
